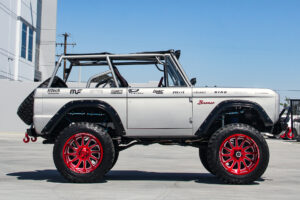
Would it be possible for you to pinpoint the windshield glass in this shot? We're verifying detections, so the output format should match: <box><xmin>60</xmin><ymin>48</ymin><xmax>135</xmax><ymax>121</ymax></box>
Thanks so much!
<box><xmin>165</xmin><ymin>56</ymin><xmax>187</xmax><ymax>87</ymax></box>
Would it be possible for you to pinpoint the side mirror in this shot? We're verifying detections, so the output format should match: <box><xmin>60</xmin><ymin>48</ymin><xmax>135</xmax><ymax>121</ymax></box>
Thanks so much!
<box><xmin>190</xmin><ymin>78</ymin><xmax>197</xmax><ymax>86</ymax></box>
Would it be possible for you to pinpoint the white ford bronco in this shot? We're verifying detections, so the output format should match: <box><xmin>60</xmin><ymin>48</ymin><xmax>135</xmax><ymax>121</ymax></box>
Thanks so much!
<box><xmin>17</xmin><ymin>50</ymin><xmax>287</xmax><ymax>183</ymax></box>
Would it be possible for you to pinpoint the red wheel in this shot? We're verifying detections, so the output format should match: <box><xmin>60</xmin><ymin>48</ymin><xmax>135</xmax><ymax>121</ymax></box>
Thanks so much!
<box><xmin>53</xmin><ymin>123</ymin><xmax>115</xmax><ymax>183</ymax></box>
<box><xmin>63</xmin><ymin>133</ymin><xmax>103</xmax><ymax>174</ymax></box>
<box><xmin>207</xmin><ymin>124</ymin><xmax>269</xmax><ymax>184</ymax></box>
<box><xmin>280</xmin><ymin>132</ymin><xmax>287</xmax><ymax>139</ymax></box>
<box><xmin>286</xmin><ymin>128</ymin><xmax>295</xmax><ymax>140</ymax></box>
<box><xmin>219</xmin><ymin>134</ymin><xmax>260</xmax><ymax>175</ymax></box>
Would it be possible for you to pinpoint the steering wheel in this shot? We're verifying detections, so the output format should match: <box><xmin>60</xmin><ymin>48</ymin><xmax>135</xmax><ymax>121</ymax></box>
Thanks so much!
<box><xmin>158</xmin><ymin>77</ymin><xmax>164</xmax><ymax>87</ymax></box>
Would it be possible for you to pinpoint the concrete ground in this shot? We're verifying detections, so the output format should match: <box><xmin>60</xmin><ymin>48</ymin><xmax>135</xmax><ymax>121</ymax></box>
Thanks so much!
<box><xmin>0</xmin><ymin>133</ymin><xmax>299</xmax><ymax>200</ymax></box>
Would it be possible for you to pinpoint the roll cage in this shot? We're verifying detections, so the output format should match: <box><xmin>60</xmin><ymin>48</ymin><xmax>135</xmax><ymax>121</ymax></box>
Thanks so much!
<box><xmin>48</xmin><ymin>50</ymin><xmax>192</xmax><ymax>88</ymax></box>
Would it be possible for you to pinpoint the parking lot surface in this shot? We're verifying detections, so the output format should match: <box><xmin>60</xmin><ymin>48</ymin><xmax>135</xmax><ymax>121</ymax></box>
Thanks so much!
<box><xmin>0</xmin><ymin>133</ymin><xmax>299</xmax><ymax>200</ymax></box>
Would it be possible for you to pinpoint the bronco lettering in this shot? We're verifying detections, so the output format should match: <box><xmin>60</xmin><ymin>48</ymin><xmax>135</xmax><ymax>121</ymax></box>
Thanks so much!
<box><xmin>197</xmin><ymin>100</ymin><xmax>215</xmax><ymax>105</ymax></box>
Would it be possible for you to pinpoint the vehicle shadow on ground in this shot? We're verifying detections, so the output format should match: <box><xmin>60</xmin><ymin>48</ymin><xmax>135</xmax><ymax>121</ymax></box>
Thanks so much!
<box><xmin>7</xmin><ymin>170</ymin><xmax>69</xmax><ymax>183</ymax></box>
<box><xmin>6</xmin><ymin>170</ymin><xmax>263</xmax><ymax>185</ymax></box>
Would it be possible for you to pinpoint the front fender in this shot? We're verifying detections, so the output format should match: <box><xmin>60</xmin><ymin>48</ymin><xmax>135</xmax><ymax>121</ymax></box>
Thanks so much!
<box><xmin>195</xmin><ymin>100</ymin><xmax>274</xmax><ymax>136</ymax></box>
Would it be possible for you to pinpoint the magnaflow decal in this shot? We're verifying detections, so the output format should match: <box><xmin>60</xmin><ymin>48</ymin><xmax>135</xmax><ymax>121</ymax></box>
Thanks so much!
<box><xmin>197</xmin><ymin>100</ymin><xmax>215</xmax><ymax>105</ymax></box>
<box><xmin>129</xmin><ymin>89</ymin><xmax>143</xmax><ymax>94</ymax></box>
<box><xmin>70</xmin><ymin>89</ymin><xmax>82</xmax><ymax>95</ymax></box>
<box><xmin>47</xmin><ymin>88</ymin><xmax>60</xmax><ymax>94</ymax></box>
<box><xmin>153</xmin><ymin>90</ymin><xmax>164</xmax><ymax>94</ymax></box>
<box><xmin>111</xmin><ymin>90</ymin><xmax>123</xmax><ymax>94</ymax></box>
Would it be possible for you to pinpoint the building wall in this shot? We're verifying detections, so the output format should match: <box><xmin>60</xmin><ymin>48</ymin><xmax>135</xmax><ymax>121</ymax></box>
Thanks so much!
<box><xmin>0</xmin><ymin>0</ymin><xmax>18</xmax><ymax>80</ymax></box>
<box><xmin>0</xmin><ymin>80</ymin><xmax>39</xmax><ymax>133</ymax></box>
<box><xmin>38</xmin><ymin>0</ymin><xmax>57</xmax><ymax>80</ymax></box>
<box><xmin>0</xmin><ymin>0</ymin><xmax>57</xmax><ymax>82</ymax></box>
<box><xmin>0</xmin><ymin>0</ymin><xmax>56</xmax><ymax>133</ymax></box>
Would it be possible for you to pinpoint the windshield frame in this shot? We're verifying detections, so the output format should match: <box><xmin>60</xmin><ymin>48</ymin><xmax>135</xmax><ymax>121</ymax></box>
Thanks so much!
<box><xmin>165</xmin><ymin>56</ymin><xmax>187</xmax><ymax>87</ymax></box>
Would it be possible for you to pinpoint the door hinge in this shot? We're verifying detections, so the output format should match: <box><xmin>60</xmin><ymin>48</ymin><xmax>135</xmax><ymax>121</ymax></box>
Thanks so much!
<box><xmin>189</xmin><ymin>97</ymin><xmax>193</xmax><ymax>103</ymax></box>
<box><xmin>189</xmin><ymin>117</ymin><xmax>193</xmax><ymax>123</ymax></box>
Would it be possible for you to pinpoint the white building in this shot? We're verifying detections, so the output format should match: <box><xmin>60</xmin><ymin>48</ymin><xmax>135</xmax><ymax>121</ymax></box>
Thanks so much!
<box><xmin>0</xmin><ymin>0</ymin><xmax>57</xmax><ymax>81</ymax></box>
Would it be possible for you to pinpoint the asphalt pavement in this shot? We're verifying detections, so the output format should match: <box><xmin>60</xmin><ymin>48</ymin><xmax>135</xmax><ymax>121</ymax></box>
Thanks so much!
<box><xmin>0</xmin><ymin>133</ymin><xmax>299</xmax><ymax>200</ymax></box>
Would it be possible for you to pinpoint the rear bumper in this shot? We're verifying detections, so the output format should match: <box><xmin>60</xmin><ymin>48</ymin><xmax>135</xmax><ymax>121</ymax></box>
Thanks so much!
<box><xmin>27</xmin><ymin>127</ymin><xmax>38</xmax><ymax>137</ymax></box>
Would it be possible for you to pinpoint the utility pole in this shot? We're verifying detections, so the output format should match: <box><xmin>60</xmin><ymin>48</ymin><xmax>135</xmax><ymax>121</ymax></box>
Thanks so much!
<box><xmin>56</xmin><ymin>33</ymin><xmax>76</xmax><ymax>80</ymax></box>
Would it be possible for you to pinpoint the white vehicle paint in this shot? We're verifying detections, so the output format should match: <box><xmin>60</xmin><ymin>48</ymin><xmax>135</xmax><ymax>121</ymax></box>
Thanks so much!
<box><xmin>29</xmin><ymin>50</ymin><xmax>281</xmax><ymax>137</ymax></box>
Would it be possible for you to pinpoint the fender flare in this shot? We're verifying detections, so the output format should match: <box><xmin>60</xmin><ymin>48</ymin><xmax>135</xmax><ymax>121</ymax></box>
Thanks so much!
<box><xmin>41</xmin><ymin>100</ymin><xmax>125</xmax><ymax>136</ymax></box>
<box><xmin>195</xmin><ymin>100</ymin><xmax>274</xmax><ymax>136</ymax></box>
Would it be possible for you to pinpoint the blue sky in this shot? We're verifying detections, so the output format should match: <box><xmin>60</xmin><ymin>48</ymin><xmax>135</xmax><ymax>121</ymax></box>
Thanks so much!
<box><xmin>56</xmin><ymin>0</ymin><xmax>300</xmax><ymax>100</ymax></box>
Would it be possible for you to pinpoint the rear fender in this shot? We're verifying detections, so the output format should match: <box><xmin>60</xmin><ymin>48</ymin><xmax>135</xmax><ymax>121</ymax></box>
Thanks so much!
<box><xmin>41</xmin><ymin>100</ymin><xmax>125</xmax><ymax>136</ymax></box>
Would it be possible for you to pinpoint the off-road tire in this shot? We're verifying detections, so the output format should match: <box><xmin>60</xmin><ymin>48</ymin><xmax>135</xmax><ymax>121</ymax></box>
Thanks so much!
<box><xmin>106</xmin><ymin>148</ymin><xmax>119</xmax><ymax>173</ymax></box>
<box><xmin>53</xmin><ymin>123</ymin><xmax>115</xmax><ymax>183</ymax></box>
<box><xmin>112</xmin><ymin>150</ymin><xmax>119</xmax><ymax>169</ymax></box>
<box><xmin>17</xmin><ymin>76</ymin><xmax>67</xmax><ymax>125</ymax></box>
<box><xmin>199</xmin><ymin>146</ymin><xmax>214</xmax><ymax>174</ymax></box>
<box><xmin>295</xmin><ymin>129</ymin><xmax>298</xmax><ymax>139</ymax></box>
<box><xmin>207</xmin><ymin>123</ymin><xmax>269</xmax><ymax>184</ymax></box>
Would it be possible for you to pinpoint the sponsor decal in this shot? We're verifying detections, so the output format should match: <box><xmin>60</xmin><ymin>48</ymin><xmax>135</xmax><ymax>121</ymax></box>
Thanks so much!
<box><xmin>173</xmin><ymin>91</ymin><xmax>185</xmax><ymax>94</ymax></box>
<box><xmin>197</xmin><ymin>100</ymin><xmax>215</xmax><ymax>105</ymax></box>
<box><xmin>214</xmin><ymin>91</ymin><xmax>227</xmax><ymax>94</ymax></box>
<box><xmin>70</xmin><ymin>89</ymin><xmax>82</xmax><ymax>95</ymax></box>
<box><xmin>153</xmin><ymin>89</ymin><xmax>164</xmax><ymax>94</ymax></box>
<box><xmin>111</xmin><ymin>90</ymin><xmax>123</xmax><ymax>94</ymax></box>
<box><xmin>193</xmin><ymin>91</ymin><xmax>206</xmax><ymax>94</ymax></box>
<box><xmin>47</xmin><ymin>88</ymin><xmax>60</xmax><ymax>94</ymax></box>
<box><xmin>91</xmin><ymin>90</ymin><xmax>103</xmax><ymax>94</ymax></box>
<box><xmin>129</xmin><ymin>89</ymin><xmax>143</xmax><ymax>94</ymax></box>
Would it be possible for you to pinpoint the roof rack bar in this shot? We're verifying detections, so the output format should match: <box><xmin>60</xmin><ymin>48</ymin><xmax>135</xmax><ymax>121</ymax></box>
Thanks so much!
<box><xmin>62</xmin><ymin>53</ymin><xmax>167</xmax><ymax>60</ymax></box>
<box><xmin>70</xmin><ymin>61</ymin><xmax>158</xmax><ymax>66</ymax></box>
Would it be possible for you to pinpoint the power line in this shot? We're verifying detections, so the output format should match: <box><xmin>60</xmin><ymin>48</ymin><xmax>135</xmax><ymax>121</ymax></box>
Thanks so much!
<box><xmin>275</xmin><ymin>90</ymin><xmax>300</xmax><ymax>92</ymax></box>
<box><xmin>56</xmin><ymin>33</ymin><xmax>76</xmax><ymax>80</ymax></box>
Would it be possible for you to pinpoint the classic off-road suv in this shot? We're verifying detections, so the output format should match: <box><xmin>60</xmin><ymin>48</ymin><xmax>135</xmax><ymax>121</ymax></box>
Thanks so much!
<box><xmin>18</xmin><ymin>50</ymin><xmax>286</xmax><ymax>184</ymax></box>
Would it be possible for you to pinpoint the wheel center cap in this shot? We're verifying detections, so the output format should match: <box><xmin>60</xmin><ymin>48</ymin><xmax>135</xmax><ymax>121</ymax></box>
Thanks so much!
<box><xmin>235</xmin><ymin>151</ymin><xmax>242</xmax><ymax>158</ymax></box>
<box><xmin>78</xmin><ymin>147</ymin><xmax>89</xmax><ymax>159</ymax></box>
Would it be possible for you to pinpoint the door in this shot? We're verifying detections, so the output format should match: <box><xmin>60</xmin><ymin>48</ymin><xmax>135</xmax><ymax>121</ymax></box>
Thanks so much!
<box><xmin>127</xmin><ymin>88</ymin><xmax>192</xmax><ymax>129</ymax></box>
<box><xmin>126</xmin><ymin>55</ymin><xmax>193</xmax><ymax>136</ymax></box>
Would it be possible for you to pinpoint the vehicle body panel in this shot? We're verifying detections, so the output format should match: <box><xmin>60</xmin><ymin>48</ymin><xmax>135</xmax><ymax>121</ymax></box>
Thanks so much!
<box><xmin>34</xmin><ymin>86</ymin><xmax>279</xmax><ymax>137</ymax></box>
<box><xmin>192</xmin><ymin>88</ymin><xmax>279</xmax><ymax>134</ymax></box>
<box><xmin>33</xmin><ymin>88</ymin><xmax>127</xmax><ymax>134</ymax></box>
